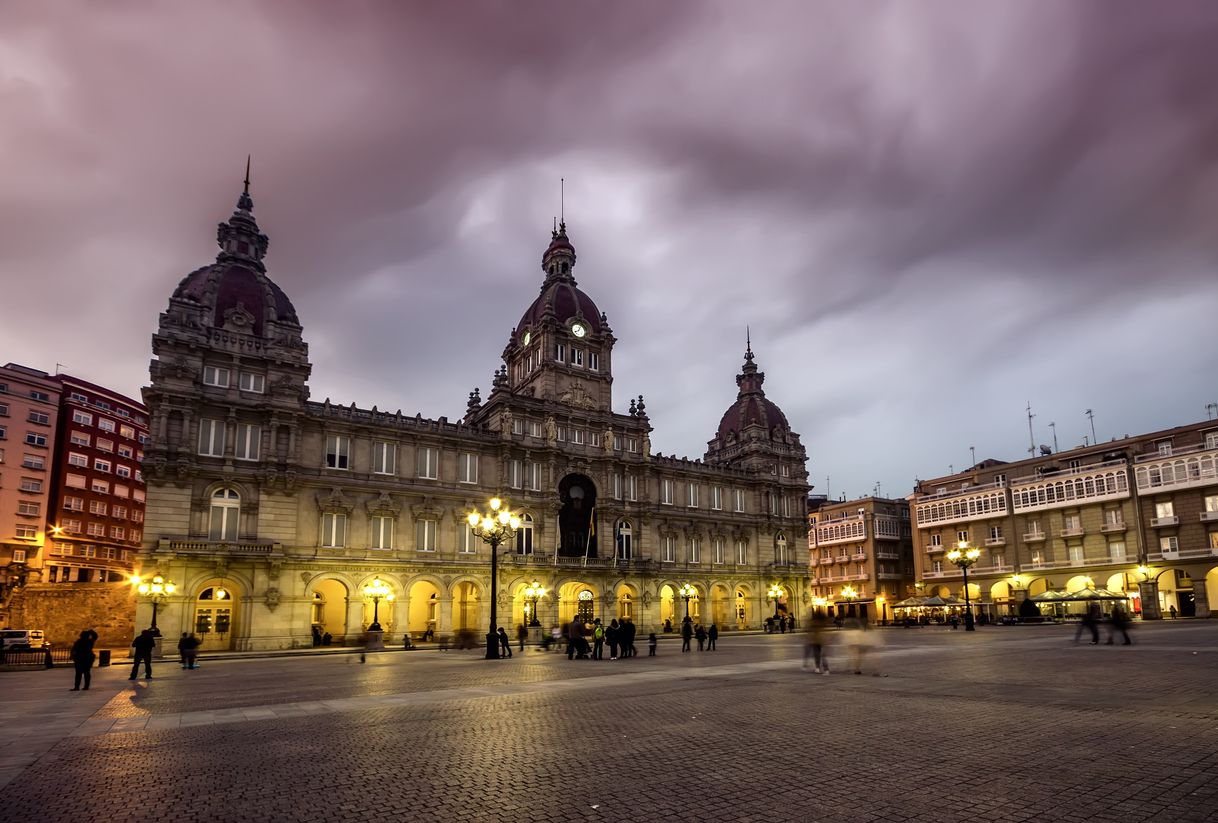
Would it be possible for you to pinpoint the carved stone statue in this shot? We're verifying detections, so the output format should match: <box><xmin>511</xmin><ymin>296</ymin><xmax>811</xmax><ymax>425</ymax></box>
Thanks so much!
<box><xmin>603</xmin><ymin>425</ymin><xmax>614</xmax><ymax>454</ymax></box>
<box><xmin>544</xmin><ymin>415</ymin><xmax>558</xmax><ymax>444</ymax></box>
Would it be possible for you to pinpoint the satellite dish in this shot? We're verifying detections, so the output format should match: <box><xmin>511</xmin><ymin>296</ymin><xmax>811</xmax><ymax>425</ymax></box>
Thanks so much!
<box><xmin>1039</xmin><ymin>445</ymin><xmax>1052</xmax><ymax>456</ymax></box>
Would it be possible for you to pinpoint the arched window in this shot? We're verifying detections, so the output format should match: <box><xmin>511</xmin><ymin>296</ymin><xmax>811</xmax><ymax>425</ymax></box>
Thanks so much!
<box><xmin>616</xmin><ymin>519</ymin><xmax>633</xmax><ymax>559</ymax></box>
<box><xmin>577</xmin><ymin>589</ymin><xmax>594</xmax><ymax>623</ymax></box>
<box><xmin>775</xmin><ymin>531</ymin><xmax>788</xmax><ymax>563</ymax></box>
<box><xmin>515</xmin><ymin>513</ymin><xmax>534</xmax><ymax>555</ymax></box>
<box><xmin>209</xmin><ymin>488</ymin><xmax>240</xmax><ymax>541</ymax></box>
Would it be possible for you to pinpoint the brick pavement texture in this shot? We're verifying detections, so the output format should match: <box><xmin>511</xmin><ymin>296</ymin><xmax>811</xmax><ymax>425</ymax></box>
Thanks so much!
<box><xmin>1</xmin><ymin>622</ymin><xmax>1215</xmax><ymax>822</ymax></box>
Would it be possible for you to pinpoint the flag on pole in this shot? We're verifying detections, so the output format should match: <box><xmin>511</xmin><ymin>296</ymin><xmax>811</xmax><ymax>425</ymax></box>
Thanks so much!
<box><xmin>583</xmin><ymin>506</ymin><xmax>596</xmax><ymax>565</ymax></box>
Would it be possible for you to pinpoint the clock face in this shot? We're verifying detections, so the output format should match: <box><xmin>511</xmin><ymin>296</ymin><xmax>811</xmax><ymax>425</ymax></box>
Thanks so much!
<box><xmin>571</xmin><ymin>322</ymin><xmax>587</xmax><ymax>339</ymax></box>
<box><xmin>522</xmin><ymin>331</ymin><xmax>532</xmax><ymax>346</ymax></box>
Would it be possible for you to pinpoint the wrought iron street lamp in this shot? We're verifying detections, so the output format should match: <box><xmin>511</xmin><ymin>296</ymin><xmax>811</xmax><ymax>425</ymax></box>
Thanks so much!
<box><xmin>947</xmin><ymin>540</ymin><xmax>982</xmax><ymax>631</ymax></box>
<box><xmin>523</xmin><ymin>579</ymin><xmax>546</xmax><ymax>627</ymax></box>
<box><xmin>767</xmin><ymin>583</ymin><xmax>783</xmax><ymax>621</ymax></box>
<box><xmin>133</xmin><ymin>574</ymin><xmax>176</xmax><ymax>635</ymax></box>
<box><xmin>840</xmin><ymin>584</ymin><xmax>858</xmax><ymax>618</ymax></box>
<box><xmin>468</xmin><ymin>496</ymin><xmax>520</xmax><ymax>660</ymax></box>
<box><xmin>678</xmin><ymin>583</ymin><xmax>696</xmax><ymax>619</ymax></box>
<box><xmin>362</xmin><ymin>577</ymin><xmax>394</xmax><ymax>632</ymax></box>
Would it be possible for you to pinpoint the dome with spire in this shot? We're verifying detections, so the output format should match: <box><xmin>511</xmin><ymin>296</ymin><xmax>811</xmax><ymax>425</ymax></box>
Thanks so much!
<box><xmin>514</xmin><ymin>221</ymin><xmax>603</xmax><ymax>342</ymax></box>
<box><xmin>715</xmin><ymin>340</ymin><xmax>791</xmax><ymax>442</ymax></box>
<box><xmin>169</xmin><ymin>162</ymin><xmax>300</xmax><ymax>337</ymax></box>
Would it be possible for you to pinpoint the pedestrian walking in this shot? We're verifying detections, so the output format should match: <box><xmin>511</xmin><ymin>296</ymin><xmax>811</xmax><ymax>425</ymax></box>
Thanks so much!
<box><xmin>591</xmin><ymin>619</ymin><xmax>605</xmax><ymax>660</ymax></box>
<box><xmin>803</xmin><ymin>611</ymin><xmax>830</xmax><ymax>674</ymax></box>
<box><xmin>1074</xmin><ymin>603</ymin><xmax>1101</xmax><ymax>644</ymax></box>
<box><xmin>497</xmin><ymin>627</ymin><xmax>513</xmax><ymax>658</ymax></box>
<box><xmin>648</xmin><ymin>632</ymin><xmax>658</xmax><ymax>656</ymax></box>
<box><xmin>845</xmin><ymin>614</ymin><xmax>882</xmax><ymax>676</ymax></box>
<box><xmin>607</xmin><ymin>619</ymin><xmax>620</xmax><ymax>660</ymax></box>
<box><xmin>517</xmin><ymin>623</ymin><xmax>527</xmax><ymax>652</ymax></box>
<box><xmin>567</xmin><ymin>616</ymin><xmax>584</xmax><ymax>660</ymax></box>
<box><xmin>1169</xmin><ymin>604</ymin><xmax>1178</xmax><ymax>619</ymax></box>
<box><xmin>182</xmin><ymin>633</ymin><xmax>201</xmax><ymax>669</ymax></box>
<box><xmin>681</xmin><ymin>617</ymin><xmax>693</xmax><ymax>652</ymax></box>
<box><xmin>70</xmin><ymin>629</ymin><xmax>98</xmax><ymax>691</ymax></box>
<box><xmin>695</xmin><ymin>624</ymin><xmax>707</xmax><ymax>651</ymax></box>
<box><xmin>129</xmin><ymin>629</ymin><xmax>156</xmax><ymax>680</ymax></box>
<box><xmin>707</xmin><ymin>623</ymin><xmax>718</xmax><ymax>651</ymax></box>
<box><xmin>177</xmin><ymin>632</ymin><xmax>191</xmax><ymax>668</ymax></box>
<box><xmin>1106</xmin><ymin>604</ymin><xmax>1133</xmax><ymax>645</ymax></box>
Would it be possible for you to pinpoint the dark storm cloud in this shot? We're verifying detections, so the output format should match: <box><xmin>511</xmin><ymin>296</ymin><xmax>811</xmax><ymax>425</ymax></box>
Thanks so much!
<box><xmin>2</xmin><ymin>1</ymin><xmax>1217</xmax><ymax>500</ymax></box>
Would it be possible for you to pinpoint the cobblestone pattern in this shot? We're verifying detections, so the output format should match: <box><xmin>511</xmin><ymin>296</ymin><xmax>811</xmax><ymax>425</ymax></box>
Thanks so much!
<box><xmin>2</xmin><ymin>623</ymin><xmax>1216</xmax><ymax>822</ymax></box>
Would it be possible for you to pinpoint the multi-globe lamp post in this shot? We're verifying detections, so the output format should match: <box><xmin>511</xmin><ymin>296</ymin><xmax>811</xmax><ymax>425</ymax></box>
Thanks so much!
<box><xmin>133</xmin><ymin>574</ymin><xmax>176</xmax><ymax>635</ymax></box>
<box><xmin>468</xmin><ymin>497</ymin><xmax>520</xmax><ymax>660</ymax></box>
<box><xmin>947</xmin><ymin>540</ymin><xmax>982</xmax><ymax>631</ymax></box>
<box><xmin>362</xmin><ymin>577</ymin><xmax>394</xmax><ymax>630</ymax></box>
<box><xmin>678</xmin><ymin>583</ymin><xmax>696</xmax><ymax>620</ymax></box>
<box><xmin>523</xmin><ymin>579</ymin><xmax>546</xmax><ymax>628</ymax></box>
<box><xmin>767</xmin><ymin>583</ymin><xmax>784</xmax><ymax>623</ymax></box>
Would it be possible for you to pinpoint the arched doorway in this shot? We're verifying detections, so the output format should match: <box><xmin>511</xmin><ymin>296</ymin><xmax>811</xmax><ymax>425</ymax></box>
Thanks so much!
<box><xmin>310</xmin><ymin>579</ymin><xmax>349</xmax><ymax>643</ymax></box>
<box><xmin>557</xmin><ymin>474</ymin><xmax>598</xmax><ymax>557</ymax></box>
<box><xmin>407</xmin><ymin>581</ymin><xmax>442</xmax><ymax>638</ymax></box>
<box><xmin>193</xmin><ymin>583</ymin><xmax>236</xmax><ymax>651</ymax></box>
<box><xmin>616</xmin><ymin>584</ymin><xmax>638</xmax><ymax>622</ymax></box>
<box><xmin>453</xmin><ymin>581</ymin><xmax>478</xmax><ymax>631</ymax></box>
<box><xmin>735</xmin><ymin>588</ymin><xmax>749</xmax><ymax>628</ymax></box>
<box><xmin>710</xmin><ymin>584</ymin><xmax>730</xmax><ymax>627</ymax></box>
<box><xmin>659</xmin><ymin>584</ymin><xmax>676</xmax><ymax>630</ymax></box>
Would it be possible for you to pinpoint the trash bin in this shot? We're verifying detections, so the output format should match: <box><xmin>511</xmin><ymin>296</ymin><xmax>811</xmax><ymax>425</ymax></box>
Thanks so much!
<box><xmin>97</xmin><ymin>649</ymin><xmax>111</xmax><ymax>667</ymax></box>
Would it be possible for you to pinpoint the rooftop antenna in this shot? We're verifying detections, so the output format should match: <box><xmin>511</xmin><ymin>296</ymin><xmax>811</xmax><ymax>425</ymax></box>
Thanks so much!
<box><xmin>560</xmin><ymin>177</ymin><xmax>564</xmax><ymax>224</ymax></box>
<box><xmin>969</xmin><ymin>445</ymin><xmax>976</xmax><ymax>468</ymax></box>
<box><xmin>874</xmin><ymin>481</ymin><xmax>882</xmax><ymax>498</ymax></box>
<box><xmin>1207</xmin><ymin>402</ymin><xmax>1217</xmax><ymax>421</ymax></box>
<box><xmin>826</xmin><ymin>475</ymin><xmax>830</xmax><ymax>500</ymax></box>
<box><xmin>1048</xmin><ymin>422</ymin><xmax>1058</xmax><ymax>453</ymax></box>
<box><xmin>1085</xmin><ymin>409</ymin><xmax>1097</xmax><ymax>444</ymax></box>
<box><xmin>949</xmin><ymin>464</ymin><xmax>954</xmax><ymax>475</ymax></box>
<box><xmin>1026</xmin><ymin>402</ymin><xmax>1036</xmax><ymax>456</ymax></box>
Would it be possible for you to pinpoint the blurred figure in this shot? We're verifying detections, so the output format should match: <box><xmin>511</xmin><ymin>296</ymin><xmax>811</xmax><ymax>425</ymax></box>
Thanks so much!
<box><xmin>845</xmin><ymin>614</ymin><xmax>882</xmax><ymax>676</ymax></box>
<box><xmin>516</xmin><ymin>623</ymin><xmax>527</xmax><ymax>652</ymax></box>
<box><xmin>803</xmin><ymin>612</ymin><xmax>829</xmax><ymax>674</ymax></box>
<box><xmin>182</xmin><ymin>633</ymin><xmax>201</xmax><ymax>669</ymax></box>
<box><xmin>681</xmin><ymin>617</ymin><xmax>693</xmax><ymax>652</ymax></box>
<box><xmin>497</xmin><ymin>626</ymin><xmax>513</xmax><ymax>658</ymax></box>
<box><xmin>648</xmin><ymin>632</ymin><xmax>658</xmax><ymax>656</ymax></box>
<box><xmin>1075</xmin><ymin>603</ymin><xmax>1101</xmax><ymax>645</ymax></box>
<box><xmin>707</xmin><ymin>623</ymin><xmax>718</xmax><ymax>651</ymax></box>
<box><xmin>695</xmin><ymin>623</ymin><xmax>707</xmax><ymax>651</ymax></box>
<box><xmin>70</xmin><ymin>629</ymin><xmax>98</xmax><ymax>691</ymax></box>
<box><xmin>1106</xmin><ymin>604</ymin><xmax>1133</xmax><ymax>645</ymax></box>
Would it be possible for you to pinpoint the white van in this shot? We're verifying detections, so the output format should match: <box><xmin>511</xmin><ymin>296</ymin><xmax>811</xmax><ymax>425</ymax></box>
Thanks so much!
<box><xmin>0</xmin><ymin>629</ymin><xmax>47</xmax><ymax>651</ymax></box>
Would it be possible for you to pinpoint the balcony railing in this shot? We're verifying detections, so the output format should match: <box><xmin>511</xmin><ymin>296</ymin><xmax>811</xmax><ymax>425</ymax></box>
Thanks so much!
<box><xmin>1101</xmin><ymin>521</ymin><xmax>1126</xmax><ymax>533</ymax></box>
<box><xmin>1060</xmin><ymin>527</ymin><xmax>1084</xmax><ymax>538</ymax></box>
<box><xmin>984</xmin><ymin>537</ymin><xmax>1006</xmax><ymax>547</ymax></box>
<box><xmin>1151</xmin><ymin>516</ymin><xmax>1179</xmax><ymax>527</ymax></box>
<box><xmin>162</xmin><ymin>538</ymin><xmax>280</xmax><ymax>556</ymax></box>
<box><xmin>1150</xmin><ymin>546</ymin><xmax>1218</xmax><ymax>561</ymax></box>
<box><xmin>1023</xmin><ymin>532</ymin><xmax>1046</xmax><ymax>542</ymax></box>
<box><xmin>925</xmin><ymin>545</ymin><xmax>944</xmax><ymax>554</ymax></box>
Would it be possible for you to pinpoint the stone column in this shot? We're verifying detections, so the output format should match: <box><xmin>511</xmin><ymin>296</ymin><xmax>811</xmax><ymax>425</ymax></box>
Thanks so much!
<box><xmin>345</xmin><ymin>596</ymin><xmax>365</xmax><ymax>644</ymax></box>
<box><xmin>1138</xmin><ymin>579</ymin><xmax>1162</xmax><ymax>620</ymax></box>
<box><xmin>1192</xmin><ymin>578</ymin><xmax>1209</xmax><ymax>619</ymax></box>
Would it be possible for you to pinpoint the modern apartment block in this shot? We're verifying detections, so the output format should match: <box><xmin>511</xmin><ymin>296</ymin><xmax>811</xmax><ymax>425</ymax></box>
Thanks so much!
<box><xmin>807</xmin><ymin>496</ymin><xmax>914</xmax><ymax>621</ymax></box>
<box><xmin>909</xmin><ymin>419</ymin><xmax>1218</xmax><ymax>620</ymax></box>
<box><xmin>45</xmin><ymin>374</ymin><xmax>149</xmax><ymax>584</ymax></box>
<box><xmin>0</xmin><ymin>364</ymin><xmax>62</xmax><ymax>603</ymax></box>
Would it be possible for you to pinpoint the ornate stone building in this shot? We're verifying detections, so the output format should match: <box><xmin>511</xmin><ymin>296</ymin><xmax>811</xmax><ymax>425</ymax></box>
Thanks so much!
<box><xmin>137</xmin><ymin>182</ymin><xmax>811</xmax><ymax>650</ymax></box>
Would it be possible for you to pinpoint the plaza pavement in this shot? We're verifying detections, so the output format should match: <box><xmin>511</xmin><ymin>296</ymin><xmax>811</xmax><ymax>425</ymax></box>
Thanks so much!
<box><xmin>1</xmin><ymin>621</ymin><xmax>1215</xmax><ymax>822</ymax></box>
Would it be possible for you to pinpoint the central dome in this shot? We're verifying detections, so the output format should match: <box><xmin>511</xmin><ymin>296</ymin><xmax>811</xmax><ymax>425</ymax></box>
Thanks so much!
<box><xmin>515</xmin><ymin>222</ymin><xmax>602</xmax><ymax>342</ymax></box>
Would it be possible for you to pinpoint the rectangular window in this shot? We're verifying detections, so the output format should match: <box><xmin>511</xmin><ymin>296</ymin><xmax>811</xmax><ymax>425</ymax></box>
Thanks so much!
<box><xmin>624</xmin><ymin>474</ymin><xmax>637</xmax><ymax>501</ymax></box>
<box><xmin>572</xmin><ymin>428</ymin><xmax>584</xmax><ymax>445</ymax></box>
<box><xmin>239</xmin><ymin>372</ymin><xmax>265</xmax><ymax>393</ymax></box>
<box><xmin>1205</xmin><ymin>495</ymin><xmax>1218</xmax><ymax>513</ymax></box>
<box><xmin>321</xmin><ymin>513</ymin><xmax>347</xmax><ymax>548</ymax></box>
<box><xmin>370</xmin><ymin>516</ymin><xmax>394</xmax><ymax>549</ymax></box>
<box><xmin>1155</xmin><ymin>501</ymin><xmax>1174</xmax><ymax>519</ymax></box>
<box><xmin>12</xmin><ymin>549</ymin><xmax>26</xmax><ymax>563</ymax></box>
<box><xmin>372</xmin><ymin>442</ymin><xmax>396</xmax><ymax>475</ymax></box>
<box><xmin>931</xmin><ymin>534</ymin><xmax>943</xmax><ymax>547</ymax></box>
<box><xmin>116</xmin><ymin>465</ymin><xmax>132</xmax><ymax>478</ymax></box>
<box><xmin>118</xmin><ymin>444</ymin><xmax>133</xmax><ymax>458</ymax></box>
<box><xmin>15</xmin><ymin>525</ymin><xmax>37</xmax><ymax>539</ymax></box>
<box><xmin>325</xmin><ymin>435</ymin><xmax>349</xmax><ymax>469</ymax></box>
<box><xmin>62</xmin><ymin>519</ymin><xmax>82</xmax><ymax>534</ymax></box>
<box><xmin>203</xmin><ymin>365</ymin><xmax>230</xmax><ymax>387</ymax></box>
<box><xmin>989</xmin><ymin>525</ymin><xmax>1002</xmax><ymax>540</ymax></box>
<box><xmin>88</xmin><ymin>500</ymin><xmax>107</xmax><ymax>515</ymax></box>
<box><xmin>509</xmin><ymin>459</ymin><xmax>523</xmax><ymax>490</ymax></box>
<box><xmin>713</xmin><ymin>538</ymin><xmax>725</xmax><ymax>565</ymax></box>
<box><xmin>115</xmin><ymin>485</ymin><xmax>130</xmax><ymax>498</ymax></box>
<box><xmin>456</xmin><ymin>524</ymin><xmax>477</xmax><ymax>554</ymax></box>
<box><xmin>572</xmin><ymin>348</ymin><xmax>584</xmax><ymax>367</ymax></box>
<box><xmin>588</xmin><ymin>352</ymin><xmax>599</xmax><ymax>371</ymax></box>
<box><xmin>66</xmin><ymin>473</ymin><xmax>86</xmax><ymax>489</ymax></box>
<box><xmin>1108</xmin><ymin>541</ymin><xmax>1126</xmax><ymax>563</ymax></box>
<box><xmin>72</xmin><ymin>410</ymin><xmax>92</xmax><ymax>426</ymax></box>
<box><xmin>28</xmin><ymin>410</ymin><xmax>50</xmax><ymax>425</ymax></box>
<box><xmin>70</xmin><ymin>431</ymin><xmax>90</xmax><ymax>447</ymax></box>
<box><xmin>68</xmin><ymin>453</ymin><xmax>88</xmax><ymax>467</ymax></box>
<box><xmin>733</xmin><ymin>489</ymin><xmax>746</xmax><ymax>513</ymax></box>
<box><xmin>119</xmin><ymin>424</ymin><xmax>135</xmax><ymax>440</ymax></box>
<box><xmin>24</xmin><ymin>432</ymin><xmax>47</xmax><ymax>447</ymax></box>
<box><xmin>689</xmin><ymin>538</ymin><xmax>701</xmax><ymax>564</ymax></box>
<box><xmin>113</xmin><ymin>505</ymin><xmax>127</xmax><ymax>520</ymax></box>
<box><xmin>17</xmin><ymin>501</ymin><xmax>40</xmax><ymax>516</ymax></box>
<box><xmin>687</xmin><ymin>483</ymin><xmax>699</xmax><ymax>508</ymax></box>
<box><xmin>87</xmin><ymin>523</ymin><xmax>105</xmax><ymax>537</ymax></box>
<box><xmin>529</xmin><ymin>420</ymin><xmax>542</xmax><ymax>438</ymax></box>
<box><xmin>1159</xmin><ymin>536</ymin><xmax>1179</xmax><ymax>554</ymax></box>
<box><xmin>1206</xmin><ymin>432</ymin><xmax>1218</xmax><ymax>450</ymax></box>
<box><xmin>235</xmin><ymin>424</ymin><xmax>260</xmax><ymax>461</ymax></box>
<box><xmin>91</xmin><ymin>479</ymin><xmax>110</xmax><ymax>494</ymax></box>
<box><xmin>711</xmin><ymin>486</ymin><xmax>723</xmax><ymax>511</ymax></box>
<box><xmin>417</xmin><ymin>446</ymin><xmax>438</xmax><ymax>479</ymax></box>
<box><xmin>0</xmin><ymin>402</ymin><xmax>7</xmax><ymax>416</ymax></box>
<box><xmin>97</xmin><ymin>418</ymin><xmax>116</xmax><ymax>433</ymax></box>
<box><xmin>198</xmin><ymin>419</ymin><xmax>226</xmax><ymax>456</ymax></box>
<box><xmin>19</xmin><ymin>477</ymin><xmax>42</xmax><ymax>493</ymax></box>
<box><xmin>110</xmin><ymin>526</ymin><xmax>126</xmax><ymax>540</ymax></box>
<box><xmin>662</xmin><ymin>536</ymin><xmax>676</xmax><ymax>562</ymax></box>
<box><xmin>1156</xmin><ymin>441</ymin><xmax>1172</xmax><ymax>456</ymax></box>
<box><xmin>96</xmin><ymin>438</ymin><xmax>114</xmax><ymax>452</ymax></box>
<box><xmin>612</xmin><ymin>473</ymin><xmax>622</xmax><ymax>500</ymax></box>
<box><xmin>554</xmin><ymin>343</ymin><xmax>566</xmax><ymax>363</ymax></box>
<box><xmin>23</xmin><ymin>454</ymin><xmax>45</xmax><ymax>470</ymax></box>
<box><xmin>527</xmin><ymin>462</ymin><xmax>542</xmax><ymax>491</ymax></box>
<box><xmin>458</xmin><ymin>452</ymin><xmax>478</xmax><ymax>484</ymax></box>
<box><xmin>736</xmin><ymin>540</ymin><xmax>748</xmax><ymax>565</ymax></box>
<box><xmin>956</xmin><ymin>529</ymin><xmax>969</xmax><ymax>543</ymax></box>
<box><xmin>94</xmin><ymin>459</ymin><xmax>111</xmax><ymax>473</ymax></box>
<box><xmin>415</xmin><ymin>519</ymin><xmax>437</xmax><ymax>551</ymax></box>
<box><xmin>661</xmin><ymin>479</ymin><xmax>673</xmax><ymax>505</ymax></box>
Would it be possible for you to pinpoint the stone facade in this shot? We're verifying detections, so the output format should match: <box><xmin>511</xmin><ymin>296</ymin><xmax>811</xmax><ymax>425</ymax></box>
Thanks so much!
<box><xmin>807</xmin><ymin>496</ymin><xmax>914</xmax><ymax>621</ymax></box>
<box><xmin>136</xmin><ymin>185</ymin><xmax>811</xmax><ymax>651</ymax></box>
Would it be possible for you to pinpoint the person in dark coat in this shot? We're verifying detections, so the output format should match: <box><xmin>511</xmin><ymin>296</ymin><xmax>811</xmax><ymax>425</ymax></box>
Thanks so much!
<box><xmin>624</xmin><ymin>619</ymin><xmax>638</xmax><ymax>658</ymax></box>
<box><xmin>70</xmin><ymin>630</ymin><xmax>98</xmax><ymax>691</ymax></box>
<box><xmin>129</xmin><ymin>629</ymin><xmax>157</xmax><ymax>680</ymax></box>
<box><xmin>606</xmin><ymin>619</ymin><xmax>620</xmax><ymax>660</ymax></box>
<box><xmin>694</xmin><ymin>624</ymin><xmax>707</xmax><ymax>651</ymax></box>
<box><xmin>182</xmin><ymin>633</ymin><xmax>201</xmax><ymax>669</ymax></box>
<box><xmin>1074</xmin><ymin>603</ymin><xmax>1101</xmax><ymax>645</ymax></box>
<box><xmin>496</xmin><ymin>626</ymin><xmax>513</xmax><ymax>658</ymax></box>
<box><xmin>681</xmin><ymin>617</ymin><xmax>693</xmax><ymax>652</ymax></box>
<box><xmin>707</xmin><ymin>623</ymin><xmax>718</xmax><ymax>651</ymax></box>
<box><xmin>1106</xmin><ymin>604</ymin><xmax>1133</xmax><ymax>645</ymax></box>
<box><xmin>516</xmin><ymin>623</ymin><xmax>527</xmax><ymax>652</ymax></box>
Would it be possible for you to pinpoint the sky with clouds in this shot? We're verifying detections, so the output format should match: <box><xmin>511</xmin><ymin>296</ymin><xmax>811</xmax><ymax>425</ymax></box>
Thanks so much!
<box><xmin>3</xmin><ymin>1</ymin><xmax>1217</xmax><ymax>500</ymax></box>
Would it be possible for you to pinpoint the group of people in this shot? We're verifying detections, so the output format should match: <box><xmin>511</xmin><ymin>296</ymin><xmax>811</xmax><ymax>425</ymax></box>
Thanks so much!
<box><xmin>1074</xmin><ymin>602</ymin><xmax>1134</xmax><ymax>645</ymax></box>
<box><xmin>765</xmin><ymin>614</ymin><xmax>796</xmax><ymax>633</ymax></box>
<box><xmin>679</xmin><ymin>617</ymin><xmax>719</xmax><ymax>651</ymax></box>
<box><xmin>803</xmin><ymin>611</ymin><xmax>884</xmax><ymax>676</ymax></box>
<box><xmin>559</xmin><ymin>616</ymin><xmax>645</xmax><ymax>660</ymax></box>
